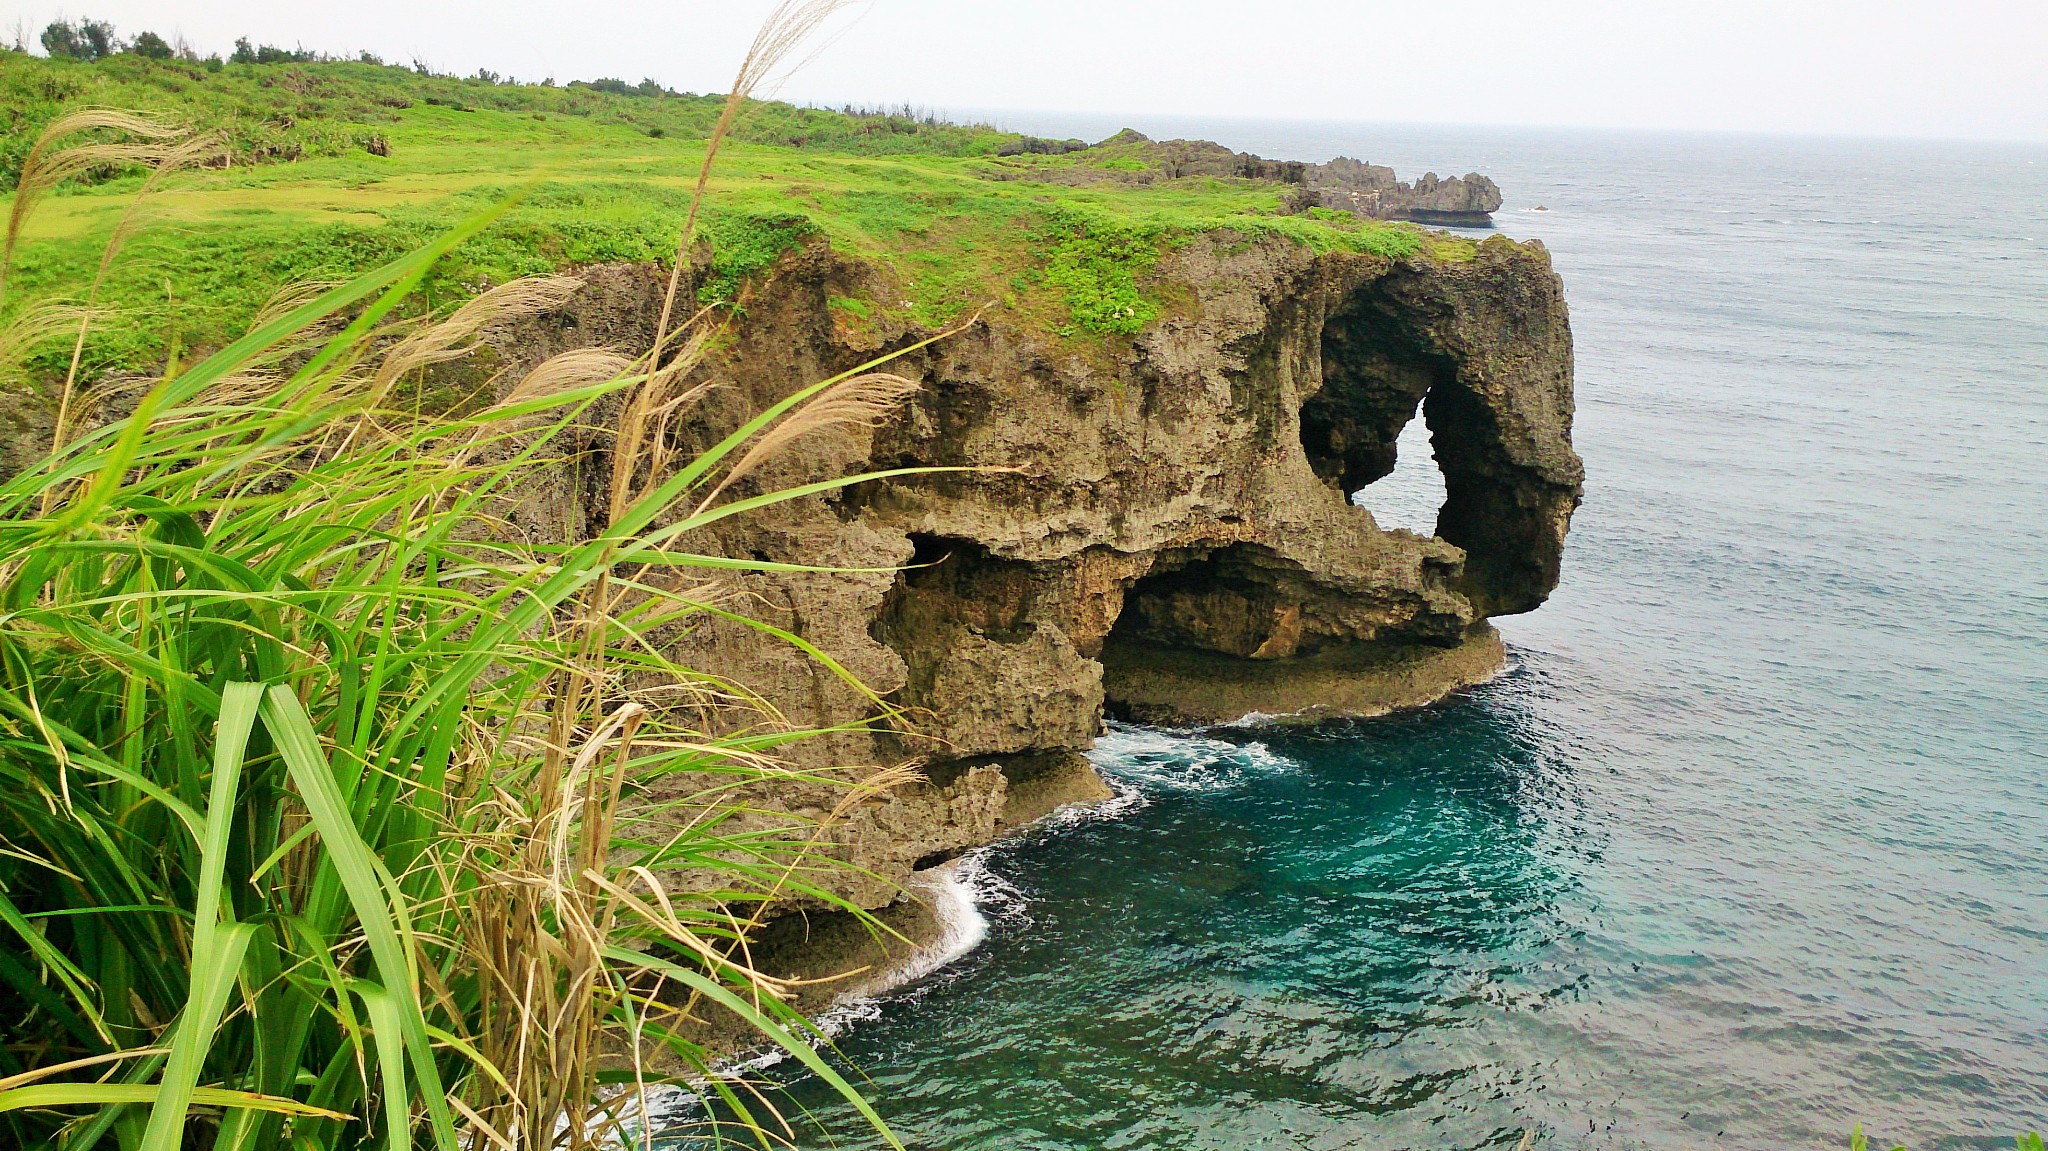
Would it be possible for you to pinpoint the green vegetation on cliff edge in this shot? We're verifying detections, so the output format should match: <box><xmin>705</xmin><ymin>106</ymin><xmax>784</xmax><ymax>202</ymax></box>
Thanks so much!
<box><xmin>0</xmin><ymin>49</ymin><xmax>1444</xmax><ymax>378</ymax></box>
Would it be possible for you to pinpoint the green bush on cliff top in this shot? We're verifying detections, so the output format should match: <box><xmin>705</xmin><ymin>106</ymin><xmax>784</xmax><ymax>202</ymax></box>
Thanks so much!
<box><xmin>1037</xmin><ymin>206</ymin><xmax>1163</xmax><ymax>336</ymax></box>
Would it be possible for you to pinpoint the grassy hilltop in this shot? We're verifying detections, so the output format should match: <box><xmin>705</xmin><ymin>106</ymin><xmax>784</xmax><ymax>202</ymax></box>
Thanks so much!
<box><xmin>0</xmin><ymin>47</ymin><xmax>1462</xmax><ymax>381</ymax></box>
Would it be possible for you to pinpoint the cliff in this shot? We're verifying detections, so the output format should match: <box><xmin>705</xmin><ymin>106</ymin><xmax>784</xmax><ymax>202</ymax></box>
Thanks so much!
<box><xmin>482</xmin><ymin>229</ymin><xmax>1581</xmax><ymax>939</ymax></box>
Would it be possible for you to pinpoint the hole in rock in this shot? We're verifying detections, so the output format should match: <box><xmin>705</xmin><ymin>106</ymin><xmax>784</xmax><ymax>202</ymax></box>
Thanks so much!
<box><xmin>1299</xmin><ymin>287</ymin><xmax>1458</xmax><ymax>536</ymax></box>
<box><xmin>1098</xmin><ymin>536</ymin><xmax>1492</xmax><ymax>724</ymax></box>
<box><xmin>1098</xmin><ymin>542</ymin><xmax>1375</xmax><ymax>723</ymax></box>
<box><xmin>871</xmin><ymin>534</ymin><xmax>1037</xmax><ymax>652</ymax></box>
<box><xmin>1352</xmin><ymin>414</ymin><xmax>1447</xmax><ymax>535</ymax></box>
<box><xmin>868</xmin><ymin>533</ymin><xmax>1042</xmax><ymax>737</ymax></box>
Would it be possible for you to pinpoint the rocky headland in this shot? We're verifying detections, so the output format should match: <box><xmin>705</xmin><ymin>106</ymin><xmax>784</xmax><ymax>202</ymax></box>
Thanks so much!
<box><xmin>476</xmin><ymin>226</ymin><xmax>1580</xmax><ymax>1004</ymax></box>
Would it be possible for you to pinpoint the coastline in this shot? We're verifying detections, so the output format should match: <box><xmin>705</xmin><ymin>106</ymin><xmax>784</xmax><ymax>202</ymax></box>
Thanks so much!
<box><xmin>633</xmin><ymin>634</ymin><xmax>1524</xmax><ymax>1143</ymax></box>
<box><xmin>743</xmin><ymin>631</ymin><xmax>1517</xmax><ymax>1046</ymax></box>
<box><xmin>738</xmin><ymin>752</ymin><xmax>1119</xmax><ymax>1026</ymax></box>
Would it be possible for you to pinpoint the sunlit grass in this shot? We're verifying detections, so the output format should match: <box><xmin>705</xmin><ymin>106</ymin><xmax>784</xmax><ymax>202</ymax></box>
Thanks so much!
<box><xmin>4</xmin><ymin>60</ymin><xmax>1426</xmax><ymax>381</ymax></box>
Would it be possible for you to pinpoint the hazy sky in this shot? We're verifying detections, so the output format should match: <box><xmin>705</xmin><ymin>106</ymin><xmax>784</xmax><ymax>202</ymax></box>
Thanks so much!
<box><xmin>11</xmin><ymin>1</ymin><xmax>2047</xmax><ymax>141</ymax></box>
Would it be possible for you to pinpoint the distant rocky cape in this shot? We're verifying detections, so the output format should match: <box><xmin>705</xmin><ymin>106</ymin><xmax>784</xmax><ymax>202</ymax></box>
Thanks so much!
<box><xmin>995</xmin><ymin>129</ymin><xmax>1507</xmax><ymax>226</ymax></box>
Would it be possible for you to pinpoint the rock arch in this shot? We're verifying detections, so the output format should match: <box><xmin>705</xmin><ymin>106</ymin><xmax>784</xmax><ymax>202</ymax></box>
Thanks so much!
<box><xmin>1300</xmin><ymin>241</ymin><xmax>1583</xmax><ymax>617</ymax></box>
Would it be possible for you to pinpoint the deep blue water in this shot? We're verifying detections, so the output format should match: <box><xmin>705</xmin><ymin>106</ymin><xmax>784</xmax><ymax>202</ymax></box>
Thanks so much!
<box><xmin>687</xmin><ymin>124</ymin><xmax>2048</xmax><ymax>1149</ymax></box>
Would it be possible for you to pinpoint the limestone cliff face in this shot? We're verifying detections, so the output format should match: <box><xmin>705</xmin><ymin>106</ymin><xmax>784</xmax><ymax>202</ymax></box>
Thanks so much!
<box><xmin>489</xmin><ymin>231</ymin><xmax>1582</xmax><ymax>913</ymax></box>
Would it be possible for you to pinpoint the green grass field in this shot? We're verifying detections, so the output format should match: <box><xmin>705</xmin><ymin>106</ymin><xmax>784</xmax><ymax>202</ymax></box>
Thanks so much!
<box><xmin>1</xmin><ymin>49</ymin><xmax>1466</xmax><ymax>380</ymax></box>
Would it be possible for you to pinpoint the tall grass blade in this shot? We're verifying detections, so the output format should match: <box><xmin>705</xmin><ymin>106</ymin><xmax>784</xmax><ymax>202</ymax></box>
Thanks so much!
<box><xmin>136</xmin><ymin>922</ymin><xmax>256</xmax><ymax>1151</ymax></box>
<box><xmin>355</xmin><ymin>982</ymin><xmax>412</xmax><ymax>1151</ymax></box>
<box><xmin>0</xmin><ymin>891</ymin><xmax>111</xmax><ymax>1047</ymax></box>
<box><xmin>0</xmin><ymin>1083</ymin><xmax>347</xmax><ymax>1119</ymax></box>
<box><xmin>135</xmin><ymin>684</ymin><xmax>263</xmax><ymax>1150</ymax></box>
<box><xmin>263</xmin><ymin>686</ymin><xmax>460</xmax><ymax>1151</ymax></box>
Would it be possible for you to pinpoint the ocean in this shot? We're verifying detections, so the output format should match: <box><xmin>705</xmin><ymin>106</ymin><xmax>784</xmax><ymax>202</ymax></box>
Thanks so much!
<box><xmin>680</xmin><ymin>121</ymin><xmax>2048</xmax><ymax>1150</ymax></box>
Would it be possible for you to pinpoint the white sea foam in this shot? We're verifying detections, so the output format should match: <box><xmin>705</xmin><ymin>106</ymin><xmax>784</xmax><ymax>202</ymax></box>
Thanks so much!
<box><xmin>1223</xmin><ymin>709</ymin><xmax>1299</xmax><ymax>725</ymax></box>
<box><xmin>811</xmin><ymin>854</ymin><xmax>1003</xmax><ymax>1026</ymax></box>
<box><xmin>720</xmin><ymin>760</ymin><xmax>1163</xmax><ymax>1059</ymax></box>
<box><xmin>1088</xmin><ymin>724</ymin><xmax>1299</xmax><ymax>794</ymax></box>
<box><xmin>658</xmin><ymin>842</ymin><xmax>1032</xmax><ymax>1104</ymax></box>
<box><xmin>595</xmin><ymin>857</ymin><xmax>1008</xmax><ymax>1142</ymax></box>
<box><xmin>612</xmin><ymin>727</ymin><xmax>1264</xmax><ymax>1140</ymax></box>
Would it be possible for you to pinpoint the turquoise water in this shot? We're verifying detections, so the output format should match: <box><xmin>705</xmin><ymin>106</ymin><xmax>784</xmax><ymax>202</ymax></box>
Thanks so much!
<box><xmin>694</xmin><ymin>126</ymin><xmax>2048</xmax><ymax>1149</ymax></box>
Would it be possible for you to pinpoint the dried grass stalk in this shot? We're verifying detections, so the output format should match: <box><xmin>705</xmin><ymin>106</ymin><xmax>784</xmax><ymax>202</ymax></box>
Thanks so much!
<box><xmin>697</xmin><ymin>371</ymin><xmax>921</xmax><ymax>513</ymax></box>
<box><xmin>0</xmin><ymin>109</ymin><xmax>185</xmax><ymax>300</ymax></box>
<box><xmin>0</xmin><ymin>303</ymin><xmax>94</xmax><ymax>379</ymax></box>
<box><xmin>50</xmin><ymin>132</ymin><xmax>222</xmax><ymax>460</ymax></box>
<box><xmin>374</xmin><ymin>276</ymin><xmax>586</xmax><ymax>394</ymax></box>
<box><xmin>651</xmin><ymin>0</ymin><xmax>859</xmax><ymax>356</ymax></box>
<box><xmin>496</xmin><ymin>348</ymin><xmax>636</xmax><ymax>410</ymax></box>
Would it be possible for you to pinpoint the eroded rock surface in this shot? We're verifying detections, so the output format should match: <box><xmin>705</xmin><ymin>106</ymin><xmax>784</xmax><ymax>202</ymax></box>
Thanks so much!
<box><xmin>481</xmin><ymin>230</ymin><xmax>1580</xmax><ymax>920</ymax></box>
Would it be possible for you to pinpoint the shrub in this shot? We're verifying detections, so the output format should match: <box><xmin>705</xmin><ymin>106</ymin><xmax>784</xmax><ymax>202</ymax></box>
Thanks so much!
<box><xmin>230</xmin><ymin>37</ymin><xmax>317</xmax><ymax>66</ymax></box>
<box><xmin>128</xmin><ymin>32</ymin><xmax>173</xmax><ymax>60</ymax></box>
<box><xmin>40</xmin><ymin>19</ymin><xmax>121</xmax><ymax>62</ymax></box>
<box><xmin>698</xmin><ymin>210</ymin><xmax>816</xmax><ymax>303</ymax></box>
<box><xmin>1036</xmin><ymin>205</ymin><xmax>1162</xmax><ymax>336</ymax></box>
